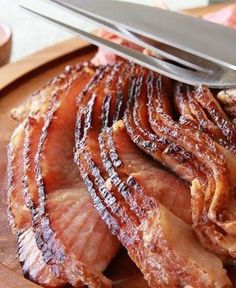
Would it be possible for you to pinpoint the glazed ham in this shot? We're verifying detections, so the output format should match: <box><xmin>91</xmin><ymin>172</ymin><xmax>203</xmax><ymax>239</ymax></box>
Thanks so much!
<box><xmin>8</xmin><ymin>64</ymin><xmax>120</xmax><ymax>287</ymax></box>
<box><xmin>73</xmin><ymin>61</ymin><xmax>231</xmax><ymax>286</ymax></box>
<box><xmin>7</xmin><ymin>71</ymin><xmax>76</xmax><ymax>287</ymax></box>
<box><xmin>32</xmin><ymin>63</ymin><xmax>120</xmax><ymax>287</ymax></box>
<box><xmin>7</xmin><ymin>55</ymin><xmax>236</xmax><ymax>287</ymax></box>
<box><xmin>7</xmin><ymin>124</ymin><xmax>63</xmax><ymax>287</ymax></box>
<box><xmin>98</xmin><ymin>121</ymin><xmax>231</xmax><ymax>287</ymax></box>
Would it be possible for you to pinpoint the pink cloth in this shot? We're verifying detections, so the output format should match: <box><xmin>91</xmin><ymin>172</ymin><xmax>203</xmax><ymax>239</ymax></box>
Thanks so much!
<box><xmin>203</xmin><ymin>4</ymin><xmax>236</xmax><ymax>28</ymax></box>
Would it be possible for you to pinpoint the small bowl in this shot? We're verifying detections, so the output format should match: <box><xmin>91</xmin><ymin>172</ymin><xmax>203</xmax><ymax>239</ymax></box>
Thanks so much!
<box><xmin>0</xmin><ymin>23</ymin><xmax>12</xmax><ymax>67</ymax></box>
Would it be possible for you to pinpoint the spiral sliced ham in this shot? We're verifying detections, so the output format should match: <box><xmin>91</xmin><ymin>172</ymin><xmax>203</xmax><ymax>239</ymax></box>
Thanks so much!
<box><xmin>7</xmin><ymin>54</ymin><xmax>236</xmax><ymax>287</ymax></box>
<box><xmin>8</xmin><ymin>64</ymin><xmax>121</xmax><ymax>287</ymax></box>
<box><xmin>123</xmin><ymin>69</ymin><xmax>236</xmax><ymax>261</ymax></box>
<box><xmin>73</xmin><ymin>62</ymin><xmax>230</xmax><ymax>287</ymax></box>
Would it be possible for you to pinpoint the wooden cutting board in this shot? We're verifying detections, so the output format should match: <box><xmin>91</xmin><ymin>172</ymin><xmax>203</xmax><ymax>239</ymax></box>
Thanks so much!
<box><xmin>0</xmin><ymin>3</ymin><xmax>234</xmax><ymax>288</ymax></box>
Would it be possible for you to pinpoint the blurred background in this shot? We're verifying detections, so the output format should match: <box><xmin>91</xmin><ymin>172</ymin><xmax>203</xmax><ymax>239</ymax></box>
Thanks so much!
<box><xmin>0</xmin><ymin>0</ymin><xmax>232</xmax><ymax>62</ymax></box>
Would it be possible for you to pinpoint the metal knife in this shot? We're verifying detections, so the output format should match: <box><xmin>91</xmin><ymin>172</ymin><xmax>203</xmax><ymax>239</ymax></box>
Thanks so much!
<box><xmin>51</xmin><ymin>0</ymin><xmax>236</xmax><ymax>71</ymax></box>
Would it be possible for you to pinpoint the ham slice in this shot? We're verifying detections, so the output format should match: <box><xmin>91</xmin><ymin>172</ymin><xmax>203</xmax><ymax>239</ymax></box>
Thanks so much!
<box><xmin>99</xmin><ymin>123</ymin><xmax>192</xmax><ymax>225</ymax></box>
<box><xmin>31</xmin><ymin>64</ymin><xmax>120</xmax><ymax>287</ymax></box>
<box><xmin>8</xmin><ymin>118</ymin><xmax>65</xmax><ymax>286</ymax></box>
<box><xmin>7</xmin><ymin>69</ymin><xmax>80</xmax><ymax>286</ymax></box>
<box><xmin>8</xmin><ymin>64</ymin><xmax>120</xmax><ymax>287</ymax></box>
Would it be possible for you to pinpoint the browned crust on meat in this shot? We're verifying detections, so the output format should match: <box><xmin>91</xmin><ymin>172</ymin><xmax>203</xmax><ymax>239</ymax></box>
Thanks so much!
<box><xmin>7</xmin><ymin>123</ymin><xmax>65</xmax><ymax>287</ymax></box>
<box><xmin>32</xmin><ymin>64</ymin><xmax>117</xmax><ymax>287</ymax></box>
<box><xmin>123</xmin><ymin>70</ymin><xmax>236</xmax><ymax>261</ymax></box>
<box><xmin>74</xmin><ymin>63</ymin><xmax>231</xmax><ymax>287</ymax></box>
<box><xmin>99</xmin><ymin>122</ymin><xmax>231</xmax><ymax>287</ymax></box>
<box><xmin>8</xmin><ymin>59</ymin><xmax>236</xmax><ymax>287</ymax></box>
<box><xmin>10</xmin><ymin>64</ymin><xmax>86</xmax><ymax>122</ymax></box>
<box><xmin>174</xmin><ymin>83</ymin><xmax>236</xmax><ymax>154</ymax></box>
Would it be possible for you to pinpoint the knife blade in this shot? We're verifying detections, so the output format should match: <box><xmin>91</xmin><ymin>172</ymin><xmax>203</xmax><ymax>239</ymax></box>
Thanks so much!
<box><xmin>51</xmin><ymin>0</ymin><xmax>236</xmax><ymax>71</ymax></box>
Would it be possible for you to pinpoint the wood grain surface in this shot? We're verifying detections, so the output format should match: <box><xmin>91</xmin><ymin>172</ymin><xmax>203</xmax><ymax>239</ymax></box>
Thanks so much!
<box><xmin>0</xmin><ymin>4</ymin><xmax>233</xmax><ymax>288</ymax></box>
<box><xmin>0</xmin><ymin>37</ymin><xmax>91</xmax><ymax>91</ymax></box>
<box><xmin>186</xmin><ymin>1</ymin><xmax>234</xmax><ymax>16</ymax></box>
